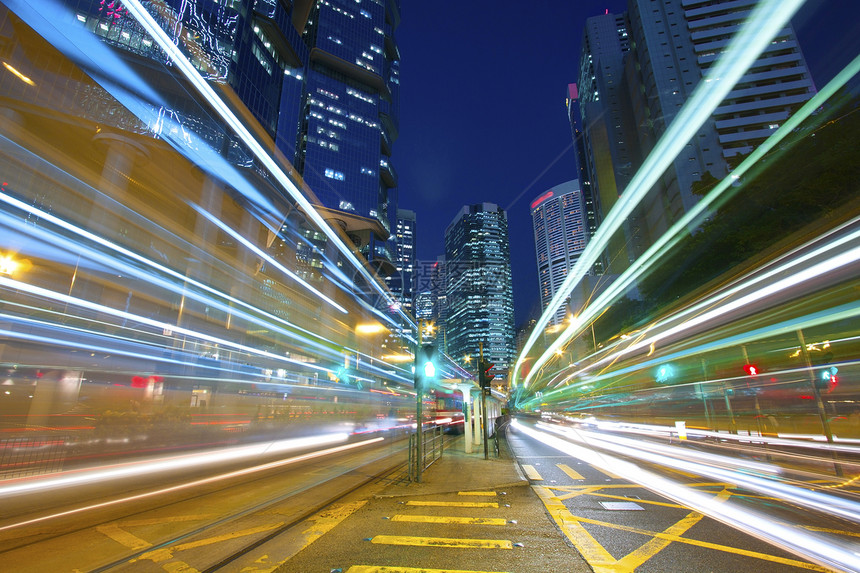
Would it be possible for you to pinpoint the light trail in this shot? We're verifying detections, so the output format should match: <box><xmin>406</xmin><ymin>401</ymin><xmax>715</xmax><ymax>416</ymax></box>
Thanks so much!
<box><xmin>189</xmin><ymin>204</ymin><xmax>348</xmax><ymax>314</ymax></box>
<box><xmin>0</xmin><ymin>185</ymin><xmax>344</xmax><ymax>355</ymax></box>
<box><xmin>541</xmin><ymin>422</ymin><xmax>860</xmax><ymax>522</ymax></box>
<box><xmin>0</xmin><ymin>433</ymin><xmax>349</xmax><ymax>496</ymax></box>
<box><xmin>514</xmin><ymin>420</ymin><xmax>860</xmax><ymax>573</ymax></box>
<box><xmin>515</xmin><ymin>0</ymin><xmax>807</xmax><ymax>385</ymax></box>
<box><xmin>0</xmin><ymin>436</ymin><xmax>383</xmax><ymax>532</ymax></box>
<box><xmin>0</xmin><ymin>275</ymin><xmax>338</xmax><ymax>374</ymax></box>
<box><xmin>111</xmin><ymin>0</ymin><xmax>417</xmax><ymax>333</ymax></box>
<box><xmin>519</xmin><ymin>52</ymin><xmax>860</xmax><ymax>392</ymax></box>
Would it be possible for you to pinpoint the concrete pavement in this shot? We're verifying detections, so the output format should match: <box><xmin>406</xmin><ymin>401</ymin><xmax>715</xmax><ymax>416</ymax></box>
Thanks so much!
<box><xmin>273</xmin><ymin>431</ymin><xmax>593</xmax><ymax>572</ymax></box>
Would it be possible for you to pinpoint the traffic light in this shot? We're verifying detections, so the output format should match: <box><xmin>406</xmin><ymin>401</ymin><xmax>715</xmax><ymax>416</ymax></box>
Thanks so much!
<box><xmin>742</xmin><ymin>364</ymin><xmax>760</xmax><ymax>376</ymax></box>
<box><xmin>479</xmin><ymin>360</ymin><xmax>495</xmax><ymax>389</ymax></box>
<box><xmin>416</xmin><ymin>345</ymin><xmax>438</xmax><ymax>387</ymax></box>
<box><xmin>817</xmin><ymin>366</ymin><xmax>838</xmax><ymax>393</ymax></box>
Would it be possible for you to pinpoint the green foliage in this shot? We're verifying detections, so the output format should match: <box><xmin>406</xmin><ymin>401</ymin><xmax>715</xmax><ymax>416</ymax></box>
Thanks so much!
<box><xmin>640</xmin><ymin>93</ymin><xmax>860</xmax><ymax>308</ymax></box>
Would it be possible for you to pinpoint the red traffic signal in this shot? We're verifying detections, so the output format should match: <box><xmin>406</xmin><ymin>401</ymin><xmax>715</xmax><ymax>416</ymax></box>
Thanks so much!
<box><xmin>743</xmin><ymin>364</ymin><xmax>760</xmax><ymax>376</ymax></box>
<box><xmin>479</xmin><ymin>360</ymin><xmax>495</xmax><ymax>388</ymax></box>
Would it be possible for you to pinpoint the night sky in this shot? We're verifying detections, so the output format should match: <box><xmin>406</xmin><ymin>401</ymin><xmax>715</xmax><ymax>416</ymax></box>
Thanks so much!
<box><xmin>394</xmin><ymin>1</ymin><xmax>860</xmax><ymax>328</ymax></box>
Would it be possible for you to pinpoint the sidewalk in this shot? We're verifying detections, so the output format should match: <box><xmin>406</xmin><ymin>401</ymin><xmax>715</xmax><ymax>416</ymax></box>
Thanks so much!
<box><xmin>274</xmin><ymin>431</ymin><xmax>593</xmax><ymax>572</ymax></box>
<box><xmin>378</xmin><ymin>434</ymin><xmax>530</xmax><ymax>497</ymax></box>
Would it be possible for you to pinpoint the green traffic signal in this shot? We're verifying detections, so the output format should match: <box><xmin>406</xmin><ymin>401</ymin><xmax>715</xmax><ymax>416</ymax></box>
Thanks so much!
<box><xmin>417</xmin><ymin>344</ymin><xmax>438</xmax><ymax>382</ymax></box>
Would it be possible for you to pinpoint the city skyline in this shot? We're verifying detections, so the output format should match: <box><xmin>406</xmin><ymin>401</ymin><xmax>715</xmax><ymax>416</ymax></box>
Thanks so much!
<box><xmin>395</xmin><ymin>0</ymin><xmax>860</xmax><ymax>328</ymax></box>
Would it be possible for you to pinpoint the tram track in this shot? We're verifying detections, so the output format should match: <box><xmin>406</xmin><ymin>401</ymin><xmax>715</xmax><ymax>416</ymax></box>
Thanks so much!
<box><xmin>0</xmin><ymin>436</ymin><xmax>409</xmax><ymax>572</ymax></box>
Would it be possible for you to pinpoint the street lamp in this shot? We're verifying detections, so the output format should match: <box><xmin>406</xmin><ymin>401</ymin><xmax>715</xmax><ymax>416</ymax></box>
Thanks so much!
<box><xmin>0</xmin><ymin>253</ymin><xmax>20</xmax><ymax>275</ymax></box>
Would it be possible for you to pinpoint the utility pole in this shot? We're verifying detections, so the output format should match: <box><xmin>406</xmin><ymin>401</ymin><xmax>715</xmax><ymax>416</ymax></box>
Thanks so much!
<box><xmin>414</xmin><ymin>321</ymin><xmax>423</xmax><ymax>482</ymax></box>
<box><xmin>480</xmin><ymin>342</ymin><xmax>489</xmax><ymax>460</ymax></box>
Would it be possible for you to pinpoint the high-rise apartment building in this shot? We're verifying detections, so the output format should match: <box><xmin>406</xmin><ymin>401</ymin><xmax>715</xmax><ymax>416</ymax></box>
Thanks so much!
<box><xmin>577</xmin><ymin>11</ymin><xmax>645</xmax><ymax>272</ymax></box>
<box><xmin>676</xmin><ymin>0</ymin><xmax>816</xmax><ymax>163</ymax></box>
<box><xmin>531</xmin><ymin>180</ymin><xmax>589</xmax><ymax>326</ymax></box>
<box><xmin>445</xmin><ymin>204</ymin><xmax>515</xmax><ymax>378</ymax></box>
<box><xmin>577</xmin><ymin>0</ymin><xmax>816</xmax><ymax>256</ymax></box>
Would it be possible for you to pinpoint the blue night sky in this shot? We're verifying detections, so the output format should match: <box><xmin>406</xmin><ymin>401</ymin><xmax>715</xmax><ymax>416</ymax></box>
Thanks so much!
<box><xmin>394</xmin><ymin>0</ymin><xmax>860</xmax><ymax>328</ymax></box>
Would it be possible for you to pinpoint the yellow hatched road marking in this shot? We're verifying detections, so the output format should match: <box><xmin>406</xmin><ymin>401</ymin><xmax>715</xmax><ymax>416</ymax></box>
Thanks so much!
<box><xmin>557</xmin><ymin>464</ymin><xmax>586</xmax><ymax>480</ymax></box>
<box><xmin>521</xmin><ymin>464</ymin><xmax>544</xmax><ymax>480</ymax></box>
<box><xmin>535</xmin><ymin>485</ymin><xmax>828</xmax><ymax>572</ymax></box>
<box><xmin>532</xmin><ymin>486</ymin><xmax>615</xmax><ymax>568</ymax></box>
<box><xmin>614</xmin><ymin>510</ymin><xmax>704</xmax><ymax>570</ymax></box>
<box><xmin>583</xmin><ymin>492</ymin><xmax>685</xmax><ymax>509</ymax></box>
<box><xmin>132</xmin><ymin>522</ymin><xmax>284</xmax><ymax>568</ymax></box>
<box><xmin>238</xmin><ymin>500</ymin><xmax>368</xmax><ymax>573</ymax></box>
<box><xmin>347</xmin><ymin>566</ymin><xmax>510</xmax><ymax>573</ymax></box>
<box><xmin>565</xmin><ymin>513</ymin><xmax>829</xmax><ymax>571</ymax></box>
<box><xmin>406</xmin><ymin>500</ymin><xmax>498</xmax><ymax>508</ymax></box>
<box><xmin>391</xmin><ymin>515</ymin><xmax>507</xmax><ymax>526</ymax></box>
<box><xmin>371</xmin><ymin>535</ymin><xmax>512</xmax><ymax>549</ymax></box>
<box><xmin>458</xmin><ymin>491</ymin><xmax>497</xmax><ymax>496</ymax></box>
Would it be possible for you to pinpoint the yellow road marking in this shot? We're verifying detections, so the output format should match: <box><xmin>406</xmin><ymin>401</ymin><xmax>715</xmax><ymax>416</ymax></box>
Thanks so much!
<box><xmin>97</xmin><ymin>523</ymin><xmax>152</xmax><ymax>551</ymax></box>
<box><xmin>406</xmin><ymin>501</ymin><xmax>498</xmax><ymax>508</ymax></box>
<box><xmin>614</xmin><ymin>510</ymin><xmax>704</xmax><ymax>570</ymax></box>
<box><xmin>532</xmin><ymin>486</ymin><xmax>615</xmax><ymax>568</ymax></box>
<box><xmin>661</xmin><ymin>466</ymin><xmax>700</xmax><ymax>479</ymax></box>
<box><xmin>534</xmin><ymin>485</ymin><xmax>827</xmax><ymax>572</ymax></box>
<box><xmin>578</xmin><ymin>491</ymin><xmax>685</xmax><ymax>509</ymax></box>
<box><xmin>557</xmin><ymin>464</ymin><xmax>586</xmax><ymax>480</ymax></box>
<box><xmin>391</xmin><ymin>515</ymin><xmax>507</xmax><ymax>526</ymax></box>
<box><xmin>96</xmin><ymin>515</ymin><xmax>215</xmax><ymax>552</ymax></box>
<box><xmin>803</xmin><ymin>525</ymin><xmax>860</xmax><ymax>538</ymax></box>
<box><xmin>458</xmin><ymin>491</ymin><xmax>497</xmax><ymax>496</ymax></box>
<box><xmin>371</xmin><ymin>535</ymin><xmax>512</xmax><ymax>549</ymax></box>
<box><xmin>553</xmin><ymin>486</ymin><xmax>602</xmax><ymax>501</ymax></box>
<box><xmin>347</xmin><ymin>566</ymin><xmax>510</xmax><ymax>573</ymax></box>
<box><xmin>566</xmin><ymin>513</ymin><xmax>829</xmax><ymax>571</ymax></box>
<box><xmin>521</xmin><ymin>464</ymin><xmax>544</xmax><ymax>480</ymax></box>
<box><xmin>237</xmin><ymin>500</ymin><xmax>367</xmax><ymax>573</ymax></box>
<box><xmin>132</xmin><ymin>522</ymin><xmax>284</xmax><ymax>568</ymax></box>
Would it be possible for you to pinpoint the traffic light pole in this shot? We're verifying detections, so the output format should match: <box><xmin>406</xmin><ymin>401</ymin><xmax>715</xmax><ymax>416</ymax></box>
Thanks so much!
<box><xmin>480</xmin><ymin>343</ymin><xmax>488</xmax><ymax>460</ymax></box>
<box><xmin>415</xmin><ymin>324</ymin><xmax>423</xmax><ymax>483</ymax></box>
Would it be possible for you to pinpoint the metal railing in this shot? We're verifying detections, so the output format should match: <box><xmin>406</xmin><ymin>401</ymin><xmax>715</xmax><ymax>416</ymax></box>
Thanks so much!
<box><xmin>408</xmin><ymin>424</ymin><xmax>445</xmax><ymax>482</ymax></box>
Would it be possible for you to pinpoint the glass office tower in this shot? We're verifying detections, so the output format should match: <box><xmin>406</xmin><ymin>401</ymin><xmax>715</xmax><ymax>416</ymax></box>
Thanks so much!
<box><xmin>445</xmin><ymin>203</ymin><xmax>516</xmax><ymax>378</ymax></box>
<box><xmin>296</xmin><ymin>0</ymin><xmax>401</xmax><ymax>269</ymax></box>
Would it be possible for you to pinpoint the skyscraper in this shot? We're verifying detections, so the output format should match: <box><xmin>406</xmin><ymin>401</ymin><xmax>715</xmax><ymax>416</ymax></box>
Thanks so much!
<box><xmin>577</xmin><ymin>0</ymin><xmax>816</xmax><ymax>256</ymax></box>
<box><xmin>296</xmin><ymin>0</ymin><xmax>401</xmax><ymax>270</ymax></box>
<box><xmin>70</xmin><ymin>0</ymin><xmax>401</xmax><ymax>276</ymax></box>
<box><xmin>386</xmin><ymin>208</ymin><xmax>416</xmax><ymax>311</ymax></box>
<box><xmin>531</xmin><ymin>180</ymin><xmax>589</xmax><ymax>326</ymax></box>
<box><xmin>577</xmin><ymin>11</ymin><xmax>645</xmax><ymax>272</ymax></box>
<box><xmin>445</xmin><ymin>203</ymin><xmax>515</xmax><ymax>378</ymax></box>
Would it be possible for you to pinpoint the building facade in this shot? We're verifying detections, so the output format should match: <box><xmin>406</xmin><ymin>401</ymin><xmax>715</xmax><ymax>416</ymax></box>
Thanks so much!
<box><xmin>577</xmin><ymin>11</ymin><xmax>644</xmax><ymax>273</ymax></box>
<box><xmin>576</xmin><ymin>0</ymin><xmax>816</xmax><ymax>261</ymax></box>
<box><xmin>531</xmin><ymin>180</ymin><xmax>589</xmax><ymax>325</ymax></box>
<box><xmin>386</xmin><ymin>208</ymin><xmax>415</xmax><ymax>311</ymax></box>
<box><xmin>444</xmin><ymin>203</ymin><xmax>515</xmax><ymax>378</ymax></box>
<box><xmin>296</xmin><ymin>0</ymin><xmax>401</xmax><ymax>268</ymax></box>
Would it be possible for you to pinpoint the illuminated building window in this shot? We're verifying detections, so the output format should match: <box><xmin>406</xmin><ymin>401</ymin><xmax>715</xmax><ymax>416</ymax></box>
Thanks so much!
<box><xmin>325</xmin><ymin>168</ymin><xmax>345</xmax><ymax>181</ymax></box>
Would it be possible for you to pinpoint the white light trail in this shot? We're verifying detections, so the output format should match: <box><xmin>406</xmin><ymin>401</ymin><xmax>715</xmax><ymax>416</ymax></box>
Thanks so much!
<box><xmin>0</xmin><ymin>275</ymin><xmax>333</xmax><ymax>373</ymax></box>
<box><xmin>516</xmin><ymin>0</ymin><xmax>807</xmax><ymax>385</ymax></box>
<box><xmin>190</xmin><ymin>204</ymin><xmax>348</xmax><ymax>314</ymax></box>
<box><xmin>522</xmin><ymin>49</ymin><xmax>860</xmax><ymax>392</ymax></box>
<box><xmin>116</xmin><ymin>0</ymin><xmax>415</xmax><ymax>332</ymax></box>
<box><xmin>0</xmin><ymin>436</ymin><xmax>383</xmax><ymax>532</ymax></box>
<box><xmin>514</xmin><ymin>420</ymin><xmax>860</xmax><ymax>573</ymax></box>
